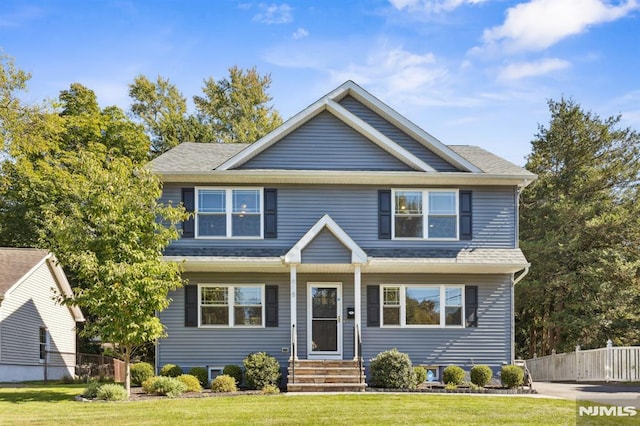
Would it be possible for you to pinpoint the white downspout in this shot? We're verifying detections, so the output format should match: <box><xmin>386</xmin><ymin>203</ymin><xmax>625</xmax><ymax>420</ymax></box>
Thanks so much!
<box><xmin>511</xmin><ymin>266</ymin><xmax>530</xmax><ymax>364</ymax></box>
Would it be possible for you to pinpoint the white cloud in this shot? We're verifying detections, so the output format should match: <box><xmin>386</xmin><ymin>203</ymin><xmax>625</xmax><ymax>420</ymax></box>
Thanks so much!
<box><xmin>389</xmin><ymin>0</ymin><xmax>488</xmax><ymax>13</ymax></box>
<box><xmin>498</xmin><ymin>58</ymin><xmax>571</xmax><ymax>80</ymax></box>
<box><xmin>253</xmin><ymin>3</ymin><xmax>293</xmax><ymax>24</ymax></box>
<box><xmin>482</xmin><ymin>0</ymin><xmax>639</xmax><ymax>53</ymax></box>
<box><xmin>292</xmin><ymin>27</ymin><xmax>309</xmax><ymax>39</ymax></box>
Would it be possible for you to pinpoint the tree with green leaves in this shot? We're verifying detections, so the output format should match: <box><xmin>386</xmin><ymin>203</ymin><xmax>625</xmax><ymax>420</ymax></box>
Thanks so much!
<box><xmin>193</xmin><ymin>65</ymin><xmax>283</xmax><ymax>143</ymax></box>
<box><xmin>0</xmin><ymin>56</ymin><xmax>187</xmax><ymax>395</ymax></box>
<box><xmin>129</xmin><ymin>75</ymin><xmax>211</xmax><ymax>154</ymax></box>
<box><xmin>516</xmin><ymin>98</ymin><xmax>640</xmax><ymax>358</ymax></box>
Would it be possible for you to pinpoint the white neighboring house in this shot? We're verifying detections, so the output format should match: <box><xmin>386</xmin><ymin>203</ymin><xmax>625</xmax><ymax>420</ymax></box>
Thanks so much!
<box><xmin>0</xmin><ymin>248</ymin><xmax>84</xmax><ymax>382</ymax></box>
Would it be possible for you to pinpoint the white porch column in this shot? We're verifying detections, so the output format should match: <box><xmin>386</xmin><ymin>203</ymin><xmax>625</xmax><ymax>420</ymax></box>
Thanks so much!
<box><xmin>290</xmin><ymin>264</ymin><xmax>298</xmax><ymax>360</ymax></box>
<box><xmin>354</xmin><ymin>264</ymin><xmax>362</xmax><ymax>360</ymax></box>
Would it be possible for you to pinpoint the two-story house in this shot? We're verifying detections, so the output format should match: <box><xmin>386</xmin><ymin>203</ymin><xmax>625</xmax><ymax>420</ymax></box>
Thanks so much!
<box><xmin>150</xmin><ymin>81</ymin><xmax>536</xmax><ymax>391</ymax></box>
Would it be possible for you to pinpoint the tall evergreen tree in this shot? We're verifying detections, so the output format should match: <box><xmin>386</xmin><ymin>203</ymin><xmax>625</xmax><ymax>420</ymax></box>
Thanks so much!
<box><xmin>516</xmin><ymin>98</ymin><xmax>640</xmax><ymax>358</ymax></box>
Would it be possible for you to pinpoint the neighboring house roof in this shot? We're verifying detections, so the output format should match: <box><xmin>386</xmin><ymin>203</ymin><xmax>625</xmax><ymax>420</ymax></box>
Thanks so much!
<box><xmin>0</xmin><ymin>248</ymin><xmax>84</xmax><ymax>322</ymax></box>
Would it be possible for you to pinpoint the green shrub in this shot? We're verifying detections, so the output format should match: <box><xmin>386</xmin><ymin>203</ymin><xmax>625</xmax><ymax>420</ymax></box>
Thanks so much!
<box><xmin>501</xmin><ymin>365</ymin><xmax>524</xmax><ymax>389</ymax></box>
<box><xmin>243</xmin><ymin>352</ymin><xmax>281</xmax><ymax>390</ymax></box>
<box><xmin>445</xmin><ymin>383</ymin><xmax>458</xmax><ymax>390</ymax></box>
<box><xmin>413</xmin><ymin>366</ymin><xmax>427</xmax><ymax>386</ymax></box>
<box><xmin>130</xmin><ymin>362</ymin><xmax>155</xmax><ymax>386</ymax></box>
<box><xmin>369</xmin><ymin>348</ymin><xmax>416</xmax><ymax>389</ymax></box>
<box><xmin>223</xmin><ymin>364</ymin><xmax>243</xmax><ymax>386</ymax></box>
<box><xmin>211</xmin><ymin>374</ymin><xmax>238</xmax><ymax>393</ymax></box>
<box><xmin>96</xmin><ymin>383</ymin><xmax>128</xmax><ymax>401</ymax></box>
<box><xmin>189</xmin><ymin>367</ymin><xmax>209</xmax><ymax>387</ymax></box>
<box><xmin>159</xmin><ymin>363</ymin><xmax>183</xmax><ymax>377</ymax></box>
<box><xmin>442</xmin><ymin>365</ymin><xmax>465</xmax><ymax>385</ymax></box>
<box><xmin>177</xmin><ymin>374</ymin><xmax>202</xmax><ymax>392</ymax></box>
<box><xmin>142</xmin><ymin>376</ymin><xmax>187</xmax><ymax>397</ymax></box>
<box><xmin>470</xmin><ymin>365</ymin><xmax>493</xmax><ymax>387</ymax></box>
<box><xmin>261</xmin><ymin>384</ymin><xmax>280</xmax><ymax>395</ymax></box>
<box><xmin>82</xmin><ymin>379</ymin><xmax>101</xmax><ymax>399</ymax></box>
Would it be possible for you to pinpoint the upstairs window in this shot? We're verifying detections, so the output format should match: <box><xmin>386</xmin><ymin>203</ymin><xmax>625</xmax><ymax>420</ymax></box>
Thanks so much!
<box><xmin>196</xmin><ymin>188</ymin><xmax>262</xmax><ymax>238</ymax></box>
<box><xmin>393</xmin><ymin>189</ymin><xmax>458</xmax><ymax>239</ymax></box>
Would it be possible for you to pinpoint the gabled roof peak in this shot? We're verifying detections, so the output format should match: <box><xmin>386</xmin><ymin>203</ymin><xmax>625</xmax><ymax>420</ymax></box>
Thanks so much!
<box><xmin>217</xmin><ymin>81</ymin><xmax>482</xmax><ymax>173</ymax></box>
<box><xmin>284</xmin><ymin>214</ymin><xmax>368</xmax><ymax>265</ymax></box>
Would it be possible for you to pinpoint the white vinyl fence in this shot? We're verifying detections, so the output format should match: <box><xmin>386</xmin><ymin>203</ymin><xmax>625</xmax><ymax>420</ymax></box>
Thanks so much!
<box><xmin>526</xmin><ymin>341</ymin><xmax>640</xmax><ymax>382</ymax></box>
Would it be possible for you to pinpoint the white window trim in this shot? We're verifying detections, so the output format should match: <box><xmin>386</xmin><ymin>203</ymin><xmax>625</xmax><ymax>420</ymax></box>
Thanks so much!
<box><xmin>198</xmin><ymin>284</ymin><xmax>265</xmax><ymax>328</ymax></box>
<box><xmin>391</xmin><ymin>188</ymin><xmax>459</xmax><ymax>241</ymax></box>
<box><xmin>380</xmin><ymin>284</ymin><xmax>465</xmax><ymax>328</ymax></box>
<box><xmin>39</xmin><ymin>326</ymin><xmax>49</xmax><ymax>363</ymax></box>
<box><xmin>195</xmin><ymin>187</ymin><xmax>264</xmax><ymax>239</ymax></box>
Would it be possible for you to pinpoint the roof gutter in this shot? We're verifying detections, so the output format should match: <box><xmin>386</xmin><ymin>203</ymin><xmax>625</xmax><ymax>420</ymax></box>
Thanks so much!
<box><xmin>513</xmin><ymin>265</ymin><xmax>530</xmax><ymax>286</ymax></box>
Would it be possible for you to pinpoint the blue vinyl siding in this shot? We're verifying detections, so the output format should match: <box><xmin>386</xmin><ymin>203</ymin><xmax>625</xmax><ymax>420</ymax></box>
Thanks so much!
<box><xmin>338</xmin><ymin>96</ymin><xmax>460</xmax><ymax>172</ymax></box>
<box><xmin>301</xmin><ymin>228</ymin><xmax>351</xmax><ymax>264</ymax></box>
<box><xmin>239</xmin><ymin>111</ymin><xmax>415</xmax><ymax>171</ymax></box>
<box><xmin>158</xmin><ymin>273</ymin><xmax>511</xmax><ymax>373</ymax></box>
<box><xmin>161</xmin><ymin>184</ymin><xmax>517</xmax><ymax>253</ymax></box>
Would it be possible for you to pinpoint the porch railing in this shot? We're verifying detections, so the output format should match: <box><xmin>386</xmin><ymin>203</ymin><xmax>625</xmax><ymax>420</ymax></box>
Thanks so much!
<box><xmin>355</xmin><ymin>323</ymin><xmax>363</xmax><ymax>384</ymax></box>
<box><xmin>290</xmin><ymin>323</ymin><xmax>297</xmax><ymax>384</ymax></box>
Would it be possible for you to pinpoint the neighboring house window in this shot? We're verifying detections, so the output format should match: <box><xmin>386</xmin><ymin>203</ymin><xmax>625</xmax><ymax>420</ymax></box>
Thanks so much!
<box><xmin>199</xmin><ymin>285</ymin><xmax>265</xmax><ymax>327</ymax></box>
<box><xmin>196</xmin><ymin>188</ymin><xmax>262</xmax><ymax>238</ymax></box>
<box><xmin>393</xmin><ymin>189</ymin><xmax>458</xmax><ymax>239</ymax></box>
<box><xmin>381</xmin><ymin>285</ymin><xmax>464</xmax><ymax>327</ymax></box>
<box><xmin>39</xmin><ymin>327</ymin><xmax>48</xmax><ymax>362</ymax></box>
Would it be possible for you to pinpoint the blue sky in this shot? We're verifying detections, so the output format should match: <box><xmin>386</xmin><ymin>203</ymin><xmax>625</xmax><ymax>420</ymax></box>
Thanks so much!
<box><xmin>2</xmin><ymin>0</ymin><xmax>639</xmax><ymax>165</ymax></box>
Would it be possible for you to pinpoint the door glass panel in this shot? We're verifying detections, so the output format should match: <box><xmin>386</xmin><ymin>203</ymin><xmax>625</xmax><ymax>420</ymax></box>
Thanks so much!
<box><xmin>311</xmin><ymin>288</ymin><xmax>337</xmax><ymax>318</ymax></box>
<box><xmin>312</xmin><ymin>320</ymin><xmax>338</xmax><ymax>351</ymax></box>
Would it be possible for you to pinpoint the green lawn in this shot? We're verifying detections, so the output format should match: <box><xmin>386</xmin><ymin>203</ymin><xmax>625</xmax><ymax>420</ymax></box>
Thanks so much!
<box><xmin>0</xmin><ymin>383</ymin><xmax>578</xmax><ymax>425</ymax></box>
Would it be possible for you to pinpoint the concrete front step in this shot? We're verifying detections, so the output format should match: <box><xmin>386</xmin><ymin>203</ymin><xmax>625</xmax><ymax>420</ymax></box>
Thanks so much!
<box><xmin>287</xmin><ymin>374</ymin><xmax>363</xmax><ymax>384</ymax></box>
<box><xmin>287</xmin><ymin>383</ymin><xmax>367</xmax><ymax>392</ymax></box>
<box><xmin>287</xmin><ymin>359</ymin><xmax>366</xmax><ymax>392</ymax></box>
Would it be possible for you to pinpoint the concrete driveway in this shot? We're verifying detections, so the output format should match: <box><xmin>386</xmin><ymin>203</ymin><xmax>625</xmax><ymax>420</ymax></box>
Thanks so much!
<box><xmin>534</xmin><ymin>381</ymin><xmax>640</xmax><ymax>407</ymax></box>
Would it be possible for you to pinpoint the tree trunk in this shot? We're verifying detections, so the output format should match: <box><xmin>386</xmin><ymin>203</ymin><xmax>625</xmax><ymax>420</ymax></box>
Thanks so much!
<box><xmin>123</xmin><ymin>345</ymin><xmax>131</xmax><ymax>397</ymax></box>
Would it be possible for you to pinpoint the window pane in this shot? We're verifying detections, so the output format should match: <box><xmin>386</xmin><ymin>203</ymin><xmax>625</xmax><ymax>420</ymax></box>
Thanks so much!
<box><xmin>198</xmin><ymin>190</ymin><xmax>225</xmax><ymax>213</ymax></box>
<box><xmin>235</xmin><ymin>287</ymin><xmax>262</xmax><ymax>305</ymax></box>
<box><xmin>406</xmin><ymin>287</ymin><xmax>440</xmax><ymax>325</ymax></box>
<box><xmin>383</xmin><ymin>287</ymin><xmax>400</xmax><ymax>305</ymax></box>
<box><xmin>395</xmin><ymin>191</ymin><xmax>422</xmax><ymax>214</ymax></box>
<box><xmin>383</xmin><ymin>307</ymin><xmax>401</xmax><ymax>325</ymax></box>
<box><xmin>311</xmin><ymin>288</ymin><xmax>337</xmax><ymax>319</ymax></box>
<box><xmin>201</xmin><ymin>306</ymin><xmax>228</xmax><ymax>325</ymax></box>
<box><xmin>232</xmin><ymin>214</ymin><xmax>260</xmax><ymax>237</ymax></box>
<box><xmin>234</xmin><ymin>306</ymin><xmax>262</xmax><ymax>326</ymax></box>
<box><xmin>429</xmin><ymin>192</ymin><xmax>456</xmax><ymax>215</ymax></box>
<box><xmin>445</xmin><ymin>306</ymin><xmax>462</xmax><ymax>326</ymax></box>
<box><xmin>198</xmin><ymin>215</ymin><xmax>226</xmax><ymax>236</ymax></box>
<box><xmin>233</xmin><ymin>190</ymin><xmax>260</xmax><ymax>213</ymax></box>
<box><xmin>201</xmin><ymin>287</ymin><xmax>228</xmax><ymax>304</ymax></box>
<box><xmin>428</xmin><ymin>216</ymin><xmax>456</xmax><ymax>238</ymax></box>
<box><xmin>395</xmin><ymin>216</ymin><xmax>422</xmax><ymax>238</ymax></box>
<box><xmin>445</xmin><ymin>287</ymin><xmax>462</xmax><ymax>306</ymax></box>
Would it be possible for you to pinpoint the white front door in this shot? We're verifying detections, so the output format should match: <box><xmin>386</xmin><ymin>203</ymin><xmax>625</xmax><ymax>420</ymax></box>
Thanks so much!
<box><xmin>307</xmin><ymin>282</ymin><xmax>342</xmax><ymax>359</ymax></box>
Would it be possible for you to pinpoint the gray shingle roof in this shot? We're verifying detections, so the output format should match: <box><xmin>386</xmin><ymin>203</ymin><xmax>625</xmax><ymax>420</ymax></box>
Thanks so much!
<box><xmin>0</xmin><ymin>248</ymin><xmax>49</xmax><ymax>295</ymax></box>
<box><xmin>149</xmin><ymin>142</ymin><xmax>532</xmax><ymax>176</ymax></box>
<box><xmin>149</xmin><ymin>142</ymin><xmax>250</xmax><ymax>173</ymax></box>
<box><xmin>448</xmin><ymin>145</ymin><xmax>535</xmax><ymax>177</ymax></box>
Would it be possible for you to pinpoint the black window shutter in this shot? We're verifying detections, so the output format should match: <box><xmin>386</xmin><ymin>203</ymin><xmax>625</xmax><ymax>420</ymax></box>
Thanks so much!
<box><xmin>265</xmin><ymin>285</ymin><xmax>278</xmax><ymax>327</ymax></box>
<box><xmin>465</xmin><ymin>285</ymin><xmax>478</xmax><ymax>328</ymax></box>
<box><xmin>367</xmin><ymin>285</ymin><xmax>380</xmax><ymax>327</ymax></box>
<box><xmin>264</xmin><ymin>189</ymin><xmax>277</xmax><ymax>239</ymax></box>
<box><xmin>459</xmin><ymin>190</ymin><xmax>472</xmax><ymax>240</ymax></box>
<box><xmin>378</xmin><ymin>190</ymin><xmax>392</xmax><ymax>240</ymax></box>
<box><xmin>182</xmin><ymin>188</ymin><xmax>195</xmax><ymax>238</ymax></box>
<box><xmin>185</xmin><ymin>285</ymin><xmax>198</xmax><ymax>327</ymax></box>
